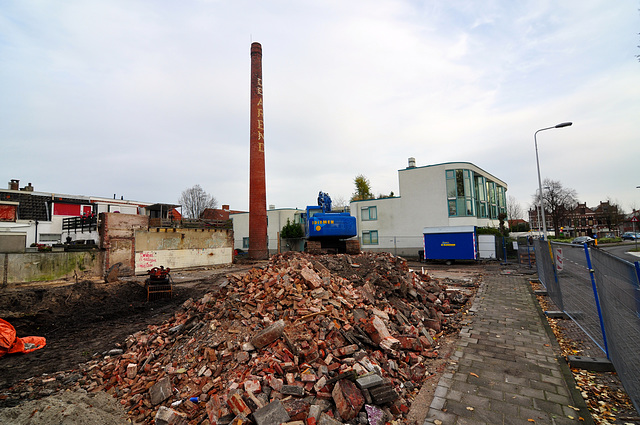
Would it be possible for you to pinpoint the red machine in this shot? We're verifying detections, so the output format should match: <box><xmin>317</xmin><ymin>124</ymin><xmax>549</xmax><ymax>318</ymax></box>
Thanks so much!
<box><xmin>145</xmin><ymin>266</ymin><xmax>173</xmax><ymax>301</ymax></box>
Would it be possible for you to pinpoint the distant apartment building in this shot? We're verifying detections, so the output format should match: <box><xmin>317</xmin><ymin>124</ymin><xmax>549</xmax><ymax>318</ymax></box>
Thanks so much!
<box><xmin>527</xmin><ymin>200</ymin><xmax>622</xmax><ymax>237</ymax></box>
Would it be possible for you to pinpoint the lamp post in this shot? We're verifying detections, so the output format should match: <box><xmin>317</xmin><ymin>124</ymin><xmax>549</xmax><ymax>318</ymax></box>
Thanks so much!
<box><xmin>635</xmin><ymin>186</ymin><xmax>640</xmax><ymax>251</ymax></box>
<box><xmin>534</xmin><ymin>122</ymin><xmax>572</xmax><ymax>240</ymax></box>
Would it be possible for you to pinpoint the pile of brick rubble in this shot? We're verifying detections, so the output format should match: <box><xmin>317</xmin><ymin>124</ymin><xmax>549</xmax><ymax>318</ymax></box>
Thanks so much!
<box><xmin>4</xmin><ymin>252</ymin><xmax>476</xmax><ymax>425</ymax></box>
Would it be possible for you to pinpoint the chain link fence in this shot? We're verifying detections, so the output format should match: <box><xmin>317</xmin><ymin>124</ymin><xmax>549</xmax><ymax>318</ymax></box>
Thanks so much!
<box><xmin>535</xmin><ymin>240</ymin><xmax>640</xmax><ymax>414</ymax></box>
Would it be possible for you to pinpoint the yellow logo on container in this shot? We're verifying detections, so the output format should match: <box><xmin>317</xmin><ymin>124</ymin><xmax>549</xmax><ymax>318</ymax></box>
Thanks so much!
<box><xmin>441</xmin><ymin>242</ymin><xmax>456</xmax><ymax>247</ymax></box>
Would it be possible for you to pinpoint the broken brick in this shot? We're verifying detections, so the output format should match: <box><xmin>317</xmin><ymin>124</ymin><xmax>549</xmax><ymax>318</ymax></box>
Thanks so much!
<box><xmin>283</xmin><ymin>398</ymin><xmax>310</xmax><ymax>421</ymax></box>
<box><xmin>251</xmin><ymin>320</ymin><xmax>285</xmax><ymax>349</ymax></box>
<box><xmin>332</xmin><ymin>379</ymin><xmax>365</xmax><ymax>421</ymax></box>
<box><xmin>227</xmin><ymin>393</ymin><xmax>252</xmax><ymax>416</ymax></box>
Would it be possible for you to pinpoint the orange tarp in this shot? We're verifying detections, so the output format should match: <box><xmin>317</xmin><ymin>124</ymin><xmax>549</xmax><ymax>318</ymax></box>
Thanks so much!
<box><xmin>0</xmin><ymin>318</ymin><xmax>46</xmax><ymax>358</ymax></box>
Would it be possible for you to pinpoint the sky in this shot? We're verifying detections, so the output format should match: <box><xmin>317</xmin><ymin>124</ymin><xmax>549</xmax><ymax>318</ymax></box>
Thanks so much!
<box><xmin>1</xmin><ymin>0</ymin><xmax>639</xmax><ymax>218</ymax></box>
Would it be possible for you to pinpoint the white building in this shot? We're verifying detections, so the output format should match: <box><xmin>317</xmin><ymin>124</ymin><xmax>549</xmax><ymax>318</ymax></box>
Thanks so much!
<box><xmin>230</xmin><ymin>207</ymin><xmax>303</xmax><ymax>254</ymax></box>
<box><xmin>351</xmin><ymin>159</ymin><xmax>508</xmax><ymax>257</ymax></box>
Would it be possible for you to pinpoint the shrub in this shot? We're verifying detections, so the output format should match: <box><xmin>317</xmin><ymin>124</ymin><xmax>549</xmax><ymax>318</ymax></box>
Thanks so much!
<box><xmin>280</xmin><ymin>218</ymin><xmax>304</xmax><ymax>239</ymax></box>
<box><xmin>477</xmin><ymin>227</ymin><xmax>507</xmax><ymax>237</ymax></box>
<box><xmin>597</xmin><ymin>237</ymin><xmax>620</xmax><ymax>244</ymax></box>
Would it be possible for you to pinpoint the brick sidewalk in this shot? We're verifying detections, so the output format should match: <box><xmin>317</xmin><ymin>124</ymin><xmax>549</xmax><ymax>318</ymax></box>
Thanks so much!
<box><xmin>423</xmin><ymin>269</ymin><xmax>593</xmax><ymax>425</ymax></box>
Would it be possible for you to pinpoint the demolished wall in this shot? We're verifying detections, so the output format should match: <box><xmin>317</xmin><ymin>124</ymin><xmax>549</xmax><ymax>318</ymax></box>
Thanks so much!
<box><xmin>134</xmin><ymin>228</ymin><xmax>233</xmax><ymax>274</ymax></box>
<box><xmin>100</xmin><ymin>213</ymin><xmax>234</xmax><ymax>276</ymax></box>
<box><xmin>0</xmin><ymin>251</ymin><xmax>104</xmax><ymax>285</ymax></box>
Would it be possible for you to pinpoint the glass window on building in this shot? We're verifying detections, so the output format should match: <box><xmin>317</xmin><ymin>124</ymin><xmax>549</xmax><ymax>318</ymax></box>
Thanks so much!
<box><xmin>361</xmin><ymin>206</ymin><xmax>377</xmax><ymax>221</ymax></box>
<box><xmin>496</xmin><ymin>185</ymin><xmax>507</xmax><ymax>216</ymax></box>
<box><xmin>242</xmin><ymin>237</ymin><xmax>249</xmax><ymax>249</ymax></box>
<box><xmin>362</xmin><ymin>230</ymin><xmax>378</xmax><ymax>245</ymax></box>
<box><xmin>474</xmin><ymin>175</ymin><xmax>488</xmax><ymax>218</ymax></box>
<box><xmin>486</xmin><ymin>181</ymin><xmax>497</xmax><ymax>218</ymax></box>
<box><xmin>446</xmin><ymin>170</ymin><xmax>456</xmax><ymax>195</ymax></box>
<box><xmin>446</xmin><ymin>169</ymin><xmax>475</xmax><ymax>217</ymax></box>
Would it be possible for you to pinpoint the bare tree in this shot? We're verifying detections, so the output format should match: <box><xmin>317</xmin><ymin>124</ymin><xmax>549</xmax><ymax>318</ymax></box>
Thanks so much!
<box><xmin>178</xmin><ymin>185</ymin><xmax>218</xmax><ymax>219</ymax></box>
<box><xmin>332</xmin><ymin>195</ymin><xmax>348</xmax><ymax>211</ymax></box>
<box><xmin>507</xmin><ymin>196</ymin><xmax>524</xmax><ymax>220</ymax></box>
<box><xmin>531</xmin><ymin>179</ymin><xmax>577</xmax><ymax>234</ymax></box>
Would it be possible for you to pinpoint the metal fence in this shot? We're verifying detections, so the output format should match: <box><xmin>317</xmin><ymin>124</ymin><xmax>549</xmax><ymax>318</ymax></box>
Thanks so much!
<box><xmin>535</xmin><ymin>240</ymin><xmax>640</xmax><ymax>413</ymax></box>
<box><xmin>534</xmin><ymin>240</ymin><xmax>564</xmax><ymax>311</ymax></box>
<box><xmin>590</xmin><ymin>249</ymin><xmax>640</xmax><ymax>412</ymax></box>
<box><xmin>516</xmin><ymin>237</ymin><xmax>537</xmax><ymax>268</ymax></box>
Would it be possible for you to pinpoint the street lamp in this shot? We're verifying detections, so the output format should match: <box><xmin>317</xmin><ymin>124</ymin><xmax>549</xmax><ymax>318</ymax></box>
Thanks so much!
<box><xmin>534</xmin><ymin>122</ymin><xmax>572</xmax><ymax>240</ymax></box>
<box><xmin>635</xmin><ymin>186</ymin><xmax>640</xmax><ymax>251</ymax></box>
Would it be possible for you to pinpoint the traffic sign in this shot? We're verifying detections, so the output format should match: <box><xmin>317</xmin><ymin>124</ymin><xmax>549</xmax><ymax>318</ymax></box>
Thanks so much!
<box><xmin>632</xmin><ymin>216</ymin><xmax>639</xmax><ymax>222</ymax></box>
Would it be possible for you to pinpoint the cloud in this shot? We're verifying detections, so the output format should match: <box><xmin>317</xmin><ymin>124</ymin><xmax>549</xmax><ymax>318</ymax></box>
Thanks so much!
<box><xmin>1</xmin><ymin>0</ymin><xmax>638</xmax><ymax>216</ymax></box>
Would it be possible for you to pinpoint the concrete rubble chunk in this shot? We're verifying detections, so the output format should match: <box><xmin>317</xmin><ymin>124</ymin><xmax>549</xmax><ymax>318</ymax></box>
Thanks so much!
<box><xmin>149</xmin><ymin>376</ymin><xmax>172</xmax><ymax>406</ymax></box>
<box><xmin>308</xmin><ymin>404</ymin><xmax>322</xmax><ymax>422</ymax></box>
<box><xmin>355</xmin><ymin>374</ymin><xmax>384</xmax><ymax>390</ymax></box>
<box><xmin>253</xmin><ymin>399</ymin><xmax>291</xmax><ymax>425</ymax></box>
<box><xmin>318</xmin><ymin>412</ymin><xmax>344</xmax><ymax>425</ymax></box>
<box><xmin>126</xmin><ymin>363</ymin><xmax>137</xmax><ymax>379</ymax></box>
<box><xmin>155</xmin><ymin>406</ymin><xmax>188</xmax><ymax>425</ymax></box>
<box><xmin>281</xmin><ymin>384</ymin><xmax>305</xmax><ymax>397</ymax></box>
<box><xmin>368</xmin><ymin>385</ymin><xmax>398</xmax><ymax>405</ymax></box>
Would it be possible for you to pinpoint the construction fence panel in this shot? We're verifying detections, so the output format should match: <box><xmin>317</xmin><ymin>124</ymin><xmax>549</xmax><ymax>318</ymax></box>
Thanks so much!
<box><xmin>494</xmin><ymin>236</ymin><xmax>519</xmax><ymax>261</ymax></box>
<box><xmin>590</xmin><ymin>249</ymin><xmax>640</xmax><ymax>413</ymax></box>
<box><xmin>535</xmin><ymin>239</ymin><xmax>564</xmax><ymax>310</ymax></box>
<box><xmin>553</xmin><ymin>242</ymin><xmax>607</xmax><ymax>354</ymax></box>
<box><xmin>517</xmin><ymin>237</ymin><xmax>536</xmax><ymax>268</ymax></box>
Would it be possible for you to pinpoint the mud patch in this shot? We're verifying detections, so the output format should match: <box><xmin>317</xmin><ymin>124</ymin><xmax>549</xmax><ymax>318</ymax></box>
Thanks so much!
<box><xmin>0</xmin><ymin>276</ymin><xmax>222</xmax><ymax>398</ymax></box>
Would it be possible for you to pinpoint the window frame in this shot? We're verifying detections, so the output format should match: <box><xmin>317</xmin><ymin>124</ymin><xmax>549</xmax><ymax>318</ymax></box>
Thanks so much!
<box><xmin>361</xmin><ymin>206</ymin><xmax>377</xmax><ymax>221</ymax></box>
<box><xmin>362</xmin><ymin>230</ymin><xmax>379</xmax><ymax>245</ymax></box>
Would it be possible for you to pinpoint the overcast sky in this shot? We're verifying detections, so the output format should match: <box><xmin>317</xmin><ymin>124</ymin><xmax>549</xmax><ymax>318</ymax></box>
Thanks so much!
<box><xmin>2</xmin><ymin>1</ymin><xmax>639</xmax><ymax>217</ymax></box>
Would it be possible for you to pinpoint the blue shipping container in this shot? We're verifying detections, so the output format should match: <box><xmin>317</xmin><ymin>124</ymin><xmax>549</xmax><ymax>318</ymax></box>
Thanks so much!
<box><xmin>423</xmin><ymin>226</ymin><xmax>477</xmax><ymax>261</ymax></box>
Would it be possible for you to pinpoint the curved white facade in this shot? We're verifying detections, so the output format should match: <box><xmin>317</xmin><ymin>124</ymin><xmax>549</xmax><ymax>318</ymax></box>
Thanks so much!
<box><xmin>351</xmin><ymin>161</ymin><xmax>507</xmax><ymax>257</ymax></box>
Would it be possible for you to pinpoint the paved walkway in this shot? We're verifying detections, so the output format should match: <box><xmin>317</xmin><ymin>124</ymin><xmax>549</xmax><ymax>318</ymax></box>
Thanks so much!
<box><xmin>423</xmin><ymin>268</ymin><xmax>593</xmax><ymax>425</ymax></box>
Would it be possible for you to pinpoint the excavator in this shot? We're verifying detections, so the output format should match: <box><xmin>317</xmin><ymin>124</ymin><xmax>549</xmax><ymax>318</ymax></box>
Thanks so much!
<box><xmin>302</xmin><ymin>191</ymin><xmax>360</xmax><ymax>254</ymax></box>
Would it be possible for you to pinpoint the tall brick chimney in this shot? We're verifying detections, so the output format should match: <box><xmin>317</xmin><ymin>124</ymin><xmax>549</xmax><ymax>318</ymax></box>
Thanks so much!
<box><xmin>248</xmin><ymin>42</ymin><xmax>269</xmax><ymax>260</ymax></box>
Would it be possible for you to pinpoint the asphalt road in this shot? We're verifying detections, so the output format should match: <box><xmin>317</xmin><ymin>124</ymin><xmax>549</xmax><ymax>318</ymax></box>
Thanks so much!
<box><xmin>599</xmin><ymin>240</ymin><xmax>640</xmax><ymax>263</ymax></box>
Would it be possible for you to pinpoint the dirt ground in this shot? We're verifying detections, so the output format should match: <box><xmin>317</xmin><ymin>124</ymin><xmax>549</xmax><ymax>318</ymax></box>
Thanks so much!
<box><xmin>0</xmin><ymin>258</ymin><xmax>482</xmax><ymax>424</ymax></box>
<box><xmin>5</xmin><ymin>258</ymin><xmax>637</xmax><ymax>425</ymax></box>
<box><xmin>0</xmin><ymin>264</ymin><xmax>254</xmax><ymax>399</ymax></box>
